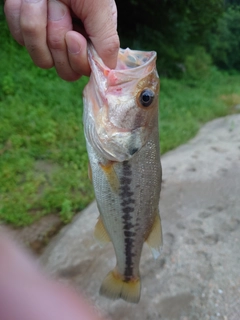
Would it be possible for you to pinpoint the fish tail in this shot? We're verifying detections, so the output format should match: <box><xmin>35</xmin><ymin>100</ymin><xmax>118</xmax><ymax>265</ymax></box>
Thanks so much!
<box><xmin>100</xmin><ymin>268</ymin><xmax>141</xmax><ymax>304</ymax></box>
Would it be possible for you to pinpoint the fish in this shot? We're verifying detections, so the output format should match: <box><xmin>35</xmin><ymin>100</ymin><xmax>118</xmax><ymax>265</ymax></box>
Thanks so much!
<box><xmin>83</xmin><ymin>43</ymin><xmax>162</xmax><ymax>304</ymax></box>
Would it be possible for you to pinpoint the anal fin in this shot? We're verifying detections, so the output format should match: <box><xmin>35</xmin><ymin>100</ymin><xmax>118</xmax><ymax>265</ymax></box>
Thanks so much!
<box><xmin>146</xmin><ymin>212</ymin><xmax>163</xmax><ymax>259</ymax></box>
<box><xmin>94</xmin><ymin>217</ymin><xmax>111</xmax><ymax>247</ymax></box>
<box><xmin>100</xmin><ymin>268</ymin><xmax>141</xmax><ymax>304</ymax></box>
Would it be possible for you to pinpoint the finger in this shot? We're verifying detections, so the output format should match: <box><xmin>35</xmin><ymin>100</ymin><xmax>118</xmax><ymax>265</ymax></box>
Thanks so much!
<box><xmin>83</xmin><ymin>0</ymin><xmax>119</xmax><ymax>69</ymax></box>
<box><xmin>47</xmin><ymin>0</ymin><xmax>80</xmax><ymax>81</ymax></box>
<box><xmin>0</xmin><ymin>233</ymin><xmax>103</xmax><ymax>320</ymax></box>
<box><xmin>20</xmin><ymin>0</ymin><xmax>53</xmax><ymax>68</ymax></box>
<box><xmin>65</xmin><ymin>31</ymin><xmax>90</xmax><ymax>76</ymax></box>
<box><xmin>63</xmin><ymin>0</ymin><xmax>120</xmax><ymax>69</ymax></box>
<box><xmin>4</xmin><ymin>0</ymin><xmax>24</xmax><ymax>45</ymax></box>
<box><xmin>109</xmin><ymin>0</ymin><xmax>118</xmax><ymax>30</ymax></box>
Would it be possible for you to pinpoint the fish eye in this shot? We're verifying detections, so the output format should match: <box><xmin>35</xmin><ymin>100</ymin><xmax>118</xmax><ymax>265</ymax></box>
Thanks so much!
<box><xmin>139</xmin><ymin>89</ymin><xmax>155</xmax><ymax>107</ymax></box>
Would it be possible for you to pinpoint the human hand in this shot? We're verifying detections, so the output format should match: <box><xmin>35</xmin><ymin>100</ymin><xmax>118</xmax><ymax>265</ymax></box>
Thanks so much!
<box><xmin>4</xmin><ymin>0</ymin><xmax>120</xmax><ymax>81</ymax></box>
<box><xmin>0</xmin><ymin>231</ymin><xmax>103</xmax><ymax>320</ymax></box>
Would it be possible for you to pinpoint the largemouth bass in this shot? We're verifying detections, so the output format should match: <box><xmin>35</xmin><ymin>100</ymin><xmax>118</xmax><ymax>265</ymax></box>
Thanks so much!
<box><xmin>83</xmin><ymin>44</ymin><xmax>162</xmax><ymax>303</ymax></box>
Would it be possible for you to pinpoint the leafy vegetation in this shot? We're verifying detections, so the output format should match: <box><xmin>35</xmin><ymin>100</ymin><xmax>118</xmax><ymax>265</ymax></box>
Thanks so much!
<box><xmin>207</xmin><ymin>5</ymin><xmax>240</xmax><ymax>71</ymax></box>
<box><xmin>1</xmin><ymin>3</ymin><xmax>240</xmax><ymax>227</ymax></box>
<box><xmin>117</xmin><ymin>1</ymin><xmax>240</xmax><ymax>77</ymax></box>
<box><xmin>0</xmin><ymin>26</ymin><xmax>93</xmax><ymax>226</ymax></box>
<box><xmin>116</xmin><ymin>0</ymin><xmax>224</xmax><ymax>76</ymax></box>
<box><xmin>160</xmin><ymin>69</ymin><xmax>240</xmax><ymax>153</ymax></box>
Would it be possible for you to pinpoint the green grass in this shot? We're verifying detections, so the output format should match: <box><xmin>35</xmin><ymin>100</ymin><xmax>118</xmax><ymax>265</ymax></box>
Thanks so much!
<box><xmin>160</xmin><ymin>70</ymin><xmax>240</xmax><ymax>153</ymax></box>
<box><xmin>1</xmin><ymin>23</ymin><xmax>240</xmax><ymax>227</ymax></box>
<box><xmin>0</xmin><ymin>26</ymin><xmax>93</xmax><ymax>226</ymax></box>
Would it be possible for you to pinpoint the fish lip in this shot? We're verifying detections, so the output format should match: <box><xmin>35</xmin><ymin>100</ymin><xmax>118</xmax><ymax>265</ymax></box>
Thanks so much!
<box><xmin>87</xmin><ymin>43</ymin><xmax>157</xmax><ymax>82</ymax></box>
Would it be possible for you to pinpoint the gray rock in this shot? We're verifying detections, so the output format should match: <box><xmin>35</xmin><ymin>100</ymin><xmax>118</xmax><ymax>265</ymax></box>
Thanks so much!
<box><xmin>41</xmin><ymin>115</ymin><xmax>240</xmax><ymax>320</ymax></box>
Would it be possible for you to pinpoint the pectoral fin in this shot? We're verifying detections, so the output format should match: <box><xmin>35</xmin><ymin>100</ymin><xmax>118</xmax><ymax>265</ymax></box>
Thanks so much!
<box><xmin>100</xmin><ymin>162</ymin><xmax>119</xmax><ymax>193</ymax></box>
<box><xmin>94</xmin><ymin>216</ymin><xmax>111</xmax><ymax>247</ymax></box>
<box><xmin>146</xmin><ymin>212</ymin><xmax>163</xmax><ymax>259</ymax></box>
<box><xmin>88</xmin><ymin>162</ymin><xmax>92</xmax><ymax>181</ymax></box>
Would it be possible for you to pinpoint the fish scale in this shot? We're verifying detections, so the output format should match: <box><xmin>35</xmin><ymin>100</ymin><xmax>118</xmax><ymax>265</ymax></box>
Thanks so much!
<box><xmin>83</xmin><ymin>43</ymin><xmax>163</xmax><ymax>303</ymax></box>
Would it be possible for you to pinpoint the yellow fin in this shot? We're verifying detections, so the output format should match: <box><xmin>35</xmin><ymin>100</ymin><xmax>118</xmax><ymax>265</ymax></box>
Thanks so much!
<box><xmin>146</xmin><ymin>212</ymin><xmax>163</xmax><ymax>259</ymax></box>
<box><xmin>94</xmin><ymin>217</ymin><xmax>111</xmax><ymax>247</ymax></box>
<box><xmin>100</xmin><ymin>269</ymin><xmax>141</xmax><ymax>304</ymax></box>
<box><xmin>100</xmin><ymin>162</ymin><xmax>119</xmax><ymax>193</ymax></box>
<box><xmin>88</xmin><ymin>162</ymin><xmax>92</xmax><ymax>181</ymax></box>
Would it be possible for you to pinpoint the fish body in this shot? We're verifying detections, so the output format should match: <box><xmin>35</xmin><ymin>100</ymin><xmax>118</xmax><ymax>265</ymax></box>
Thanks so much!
<box><xmin>83</xmin><ymin>44</ymin><xmax>162</xmax><ymax>303</ymax></box>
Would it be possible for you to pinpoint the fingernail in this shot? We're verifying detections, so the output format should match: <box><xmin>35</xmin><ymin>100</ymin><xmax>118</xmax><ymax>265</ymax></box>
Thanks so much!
<box><xmin>48</xmin><ymin>0</ymin><xmax>66</xmax><ymax>21</ymax></box>
<box><xmin>66</xmin><ymin>38</ymin><xmax>80</xmax><ymax>54</ymax></box>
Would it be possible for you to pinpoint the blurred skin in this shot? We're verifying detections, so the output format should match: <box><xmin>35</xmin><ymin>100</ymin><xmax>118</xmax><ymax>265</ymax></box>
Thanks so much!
<box><xmin>0</xmin><ymin>231</ymin><xmax>104</xmax><ymax>320</ymax></box>
<box><xmin>4</xmin><ymin>0</ymin><xmax>120</xmax><ymax>81</ymax></box>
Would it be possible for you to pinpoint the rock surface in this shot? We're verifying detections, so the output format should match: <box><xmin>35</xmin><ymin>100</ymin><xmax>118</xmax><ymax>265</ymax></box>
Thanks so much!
<box><xmin>41</xmin><ymin>115</ymin><xmax>240</xmax><ymax>320</ymax></box>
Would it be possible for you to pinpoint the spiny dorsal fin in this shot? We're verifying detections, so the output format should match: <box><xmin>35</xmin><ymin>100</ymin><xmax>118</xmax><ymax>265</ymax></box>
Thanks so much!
<box><xmin>146</xmin><ymin>212</ymin><xmax>163</xmax><ymax>259</ymax></box>
<box><xmin>100</xmin><ymin>268</ymin><xmax>141</xmax><ymax>304</ymax></box>
<box><xmin>94</xmin><ymin>217</ymin><xmax>111</xmax><ymax>247</ymax></box>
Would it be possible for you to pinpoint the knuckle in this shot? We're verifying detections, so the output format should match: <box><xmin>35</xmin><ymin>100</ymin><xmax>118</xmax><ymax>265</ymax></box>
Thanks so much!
<box><xmin>25</xmin><ymin>42</ymin><xmax>53</xmax><ymax>69</ymax></box>
<box><xmin>48</xmin><ymin>33</ymin><xmax>65</xmax><ymax>51</ymax></box>
<box><xmin>104</xmin><ymin>34</ymin><xmax>120</xmax><ymax>55</ymax></box>
<box><xmin>20</xmin><ymin>19</ymin><xmax>42</xmax><ymax>38</ymax></box>
<box><xmin>26</xmin><ymin>42</ymin><xmax>38</xmax><ymax>53</ymax></box>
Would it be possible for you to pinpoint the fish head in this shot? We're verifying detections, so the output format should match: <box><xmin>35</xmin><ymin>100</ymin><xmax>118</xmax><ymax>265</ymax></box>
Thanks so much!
<box><xmin>84</xmin><ymin>44</ymin><xmax>160</xmax><ymax>161</ymax></box>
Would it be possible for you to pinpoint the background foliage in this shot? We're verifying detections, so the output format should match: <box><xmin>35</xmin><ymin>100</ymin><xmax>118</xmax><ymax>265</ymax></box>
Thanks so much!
<box><xmin>1</xmin><ymin>1</ymin><xmax>240</xmax><ymax>227</ymax></box>
<box><xmin>207</xmin><ymin>5</ymin><xmax>240</xmax><ymax>71</ymax></box>
<box><xmin>116</xmin><ymin>0</ymin><xmax>240</xmax><ymax>76</ymax></box>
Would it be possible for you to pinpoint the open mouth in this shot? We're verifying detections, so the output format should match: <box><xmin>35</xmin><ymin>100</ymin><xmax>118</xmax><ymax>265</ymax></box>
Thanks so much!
<box><xmin>116</xmin><ymin>49</ymin><xmax>156</xmax><ymax>71</ymax></box>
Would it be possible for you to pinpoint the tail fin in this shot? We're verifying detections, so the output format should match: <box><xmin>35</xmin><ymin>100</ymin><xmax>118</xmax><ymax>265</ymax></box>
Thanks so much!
<box><xmin>100</xmin><ymin>269</ymin><xmax>141</xmax><ymax>304</ymax></box>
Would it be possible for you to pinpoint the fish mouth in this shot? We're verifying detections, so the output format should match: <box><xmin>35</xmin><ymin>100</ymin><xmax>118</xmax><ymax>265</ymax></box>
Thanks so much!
<box><xmin>88</xmin><ymin>43</ymin><xmax>157</xmax><ymax>87</ymax></box>
<box><xmin>116</xmin><ymin>49</ymin><xmax>156</xmax><ymax>71</ymax></box>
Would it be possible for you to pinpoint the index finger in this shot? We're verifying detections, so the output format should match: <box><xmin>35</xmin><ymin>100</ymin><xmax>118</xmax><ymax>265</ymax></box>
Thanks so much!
<box><xmin>63</xmin><ymin>0</ymin><xmax>120</xmax><ymax>69</ymax></box>
<box><xmin>19</xmin><ymin>0</ymin><xmax>53</xmax><ymax>68</ymax></box>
